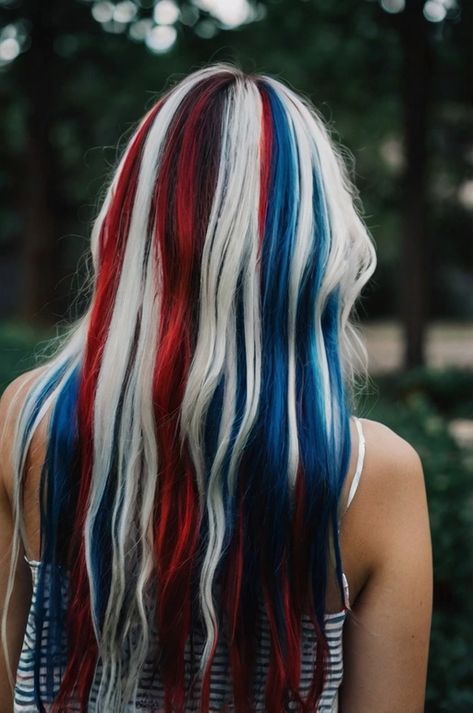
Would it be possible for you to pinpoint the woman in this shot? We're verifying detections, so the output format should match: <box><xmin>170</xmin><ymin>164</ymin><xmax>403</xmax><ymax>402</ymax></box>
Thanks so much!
<box><xmin>0</xmin><ymin>64</ymin><xmax>432</xmax><ymax>712</ymax></box>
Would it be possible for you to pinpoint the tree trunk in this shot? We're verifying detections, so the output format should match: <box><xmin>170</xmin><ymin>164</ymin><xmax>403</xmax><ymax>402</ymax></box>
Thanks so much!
<box><xmin>399</xmin><ymin>0</ymin><xmax>432</xmax><ymax>368</ymax></box>
<box><xmin>19</xmin><ymin>0</ymin><xmax>63</xmax><ymax>324</ymax></box>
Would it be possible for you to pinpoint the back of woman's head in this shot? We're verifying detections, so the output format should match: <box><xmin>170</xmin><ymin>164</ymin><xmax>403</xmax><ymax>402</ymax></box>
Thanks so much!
<box><xmin>5</xmin><ymin>64</ymin><xmax>376</xmax><ymax>712</ymax></box>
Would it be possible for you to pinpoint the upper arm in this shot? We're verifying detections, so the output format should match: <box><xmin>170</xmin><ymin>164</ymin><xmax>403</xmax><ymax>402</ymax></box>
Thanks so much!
<box><xmin>0</xmin><ymin>373</ymin><xmax>37</xmax><ymax>710</ymax></box>
<box><xmin>340</xmin><ymin>421</ymin><xmax>433</xmax><ymax>713</ymax></box>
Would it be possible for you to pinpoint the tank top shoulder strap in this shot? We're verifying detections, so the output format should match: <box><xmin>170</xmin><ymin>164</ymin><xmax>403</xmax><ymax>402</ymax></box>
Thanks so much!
<box><xmin>344</xmin><ymin>416</ymin><xmax>366</xmax><ymax>515</ymax></box>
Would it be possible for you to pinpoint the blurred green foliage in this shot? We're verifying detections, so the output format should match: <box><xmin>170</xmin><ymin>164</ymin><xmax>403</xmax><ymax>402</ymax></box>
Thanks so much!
<box><xmin>1</xmin><ymin>323</ymin><xmax>472</xmax><ymax>709</ymax></box>
<box><xmin>0</xmin><ymin>0</ymin><xmax>472</xmax><ymax>322</ymax></box>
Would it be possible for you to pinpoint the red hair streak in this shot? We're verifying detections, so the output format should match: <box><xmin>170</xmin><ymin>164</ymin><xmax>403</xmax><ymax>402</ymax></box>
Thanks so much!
<box><xmin>152</xmin><ymin>75</ymin><xmax>234</xmax><ymax>712</ymax></box>
<box><xmin>52</xmin><ymin>102</ymin><xmax>161</xmax><ymax>712</ymax></box>
<box><xmin>258</xmin><ymin>89</ymin><xmax>273</xmax><ymax>249</ymax></box>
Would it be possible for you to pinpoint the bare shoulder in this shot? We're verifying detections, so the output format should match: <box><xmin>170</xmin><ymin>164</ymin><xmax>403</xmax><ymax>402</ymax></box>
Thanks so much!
<box><xmin>344</xmin><ymin>417</ymin><xmax>425</xmax><ymax>518</ymax></box>
<box><xmin>0</xmin><ymin>366</ymin><xmax>48</xmax><ymax>497</ymax></box>
<box><xmin>0</xmin><ymin>368</ymin><xmax>41</xmax><ymax>449</ymax></box>
<box><xmin>357</xmin><ymin>417</ymin><xmax>426</xmax><ymax>511</ymax></box>
<box><xmin>0</xmin><ymin>365</ymin><xmax>47</xmax><ymax>436</ymax></box>
<box><xmin>347</xmin><ymin>419</ymin><xmax>427</xmax><ymax>563</ymax></box>
<box><xmin>359</xmin><ymin>416</ymin><xmax>423</xmax><ymax>479</ymax></box>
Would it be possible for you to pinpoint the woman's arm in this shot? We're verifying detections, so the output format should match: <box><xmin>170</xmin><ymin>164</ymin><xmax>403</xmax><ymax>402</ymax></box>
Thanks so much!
<box><xmin>0</xmin><ymin>377</ymin><xmax>34</xmax><ymax>713</ymax></box>
<box><xmin>340</xmin><ymin>421</ymin><xmax>433</xmax><ymax>713</ymax></box>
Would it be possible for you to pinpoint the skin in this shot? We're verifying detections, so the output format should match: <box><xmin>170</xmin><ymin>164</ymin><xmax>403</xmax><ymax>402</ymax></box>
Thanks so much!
<box><xmin>0</xmin><ymin>367</ymin><xmax>432</xmax><ymax>713</ymax></box>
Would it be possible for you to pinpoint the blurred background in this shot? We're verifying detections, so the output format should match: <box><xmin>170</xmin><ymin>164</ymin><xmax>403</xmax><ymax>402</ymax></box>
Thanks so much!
<box><xmin>0</xmin><ymin>0</ymin><xmax>472</xmax><ymax>708</ymax></box>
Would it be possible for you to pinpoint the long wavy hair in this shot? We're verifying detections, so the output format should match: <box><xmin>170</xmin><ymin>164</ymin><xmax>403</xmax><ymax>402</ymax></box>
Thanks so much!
<box><xmin>3</xmin><ymin>64</ymin><xmax>376</xmax><ymax>712</ymax></box>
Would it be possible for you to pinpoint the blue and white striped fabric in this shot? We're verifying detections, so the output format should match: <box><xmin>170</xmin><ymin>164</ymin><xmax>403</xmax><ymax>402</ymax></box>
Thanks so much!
<box><xmin>14</xmin><ymin>560</ymin><xmax>346</xmax><ymax>712</ymax></box>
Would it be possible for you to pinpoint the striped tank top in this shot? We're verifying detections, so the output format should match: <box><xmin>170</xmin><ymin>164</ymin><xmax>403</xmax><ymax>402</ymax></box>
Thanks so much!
<box><xmin>14</xmin><ymin>418</ymin><xmax>366</xmax><ymax>713</ymax></box>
